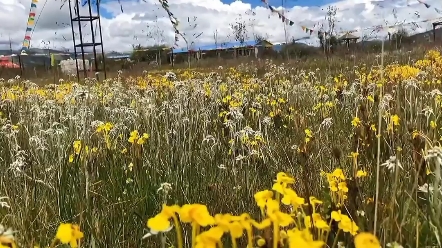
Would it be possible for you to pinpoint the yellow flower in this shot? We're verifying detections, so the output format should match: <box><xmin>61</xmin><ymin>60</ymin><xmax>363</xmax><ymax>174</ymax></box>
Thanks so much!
<box><xmin>137</xmin><ymin>133</ymin><xmax>150</xmax><ymax>145</ymax></box>
<box><xmin>265</xmin><ymin>199</ymin><xmax>294</xmax><ymax>227</ymax></box>
<box><xmin>275</xmin><ymin>172</ymin><xmax>295</xmax><ymax>185</ymax></box>
<box><xmin>257</xmin><ymin>238</ymin><xmax>266</xmax><ymax>247</ymax></box>
<box><xmin>73</xmin><ymin>140</ymin><xmax>82</xmax><ymax>155</ymax></box>
<box><xmin>146</xmin><ymin>204</ymin><xmax>180</xmax><ymax>235</ymax></box>
<box><xmin>287</xmin><ymin>228</ymin><xmax>324</xmax><ymax>248</ymax></box>
<box><xmin>351</xmin><ymin>117</ymin><xmax>361</xmax><ymax>127</ymax></box>
<box><xmin>55</xmin><ymin>223</ymin><xmax>84</xmax><ymax>248</ymax></box>
<box><xmin>356</xmin><ymin>170</ymin><xmax>367</xmax><ymax>178</ymax></box>
<box><xmin>254</xmin><ymin>190</ymin><xmax>273</xmax><ymax>210</ymax></box>
<box><xmin>338</xmin><ymin>181</ymin><xmax>349</xmax><ymax>192</ymax></box>
<box><xmin>227</xmin><ymin>221</ymin><xmax>243</xmax><ymax>239</ymax></box>
<box><xmin>309</xmin><ymin>196</ymin><xmax>323</xmax><ymax>206</ymax></box>
<box><xmin>250</xmin><ymin>218</ymin><xmax>272</xmax><ymax>230</ymax></box>
<box><xmin>430</xmin><ymin>121</ymin><xmax>437</xmax><ymax>129</ymax></box>
<box><xmin>332</xmin><ymin>168</ymin><xmax>346</xmax><ymax>180</ymax></box>
<box><xmin>128</xmin><ymin>130</ymin><xmax>139</xmax><ymax>143</ymax></box>
<box><xmin>331</xmin><ymin>210</ymin><xmax>344</xmax><ymax>222</ymax></box>
<box><xmin>354</xmin><ymin>232</ymin><xmax>380</xmax><ymax>248</ymax></box>
<box><xmin>272</xmin><ymin>172</ymin><xmax>295</xmax><ymax>194</ymax></box>
<box><xmin>280</xmin><ymin>188</ymin><xmax>305</xmax><ymax>207</ymax></box>
<box><xmin>96</xmin><ymin>122</ymin><xmax>113</xmax><ymax>133</ymax></box>
<box><xmin>304</xmin><ymin>129</ymin><xmax>313</xmax><ymax>143</ymax></box>
<box><xmin>304</xmin><ymin>213</ymin><xmax>330</xmax><ymax>231</ymax></box>
<box><xmin>338</xmin><ymin>215</ymin><xmax>359</xmax><ymax>235</ymax></box>
<box><xmin>179</xmin><ymin>204</ymin><xmax>215</xmax><ymax>227</ymax></box>
<box><xmin>391</xmin><ymin>115</ymin><xmax>400</xmax><ymax>126</ymax></box>
<box><xmin>329</xmin><ymin>180</ymin><xmax>338</xmax><ymax>192</ymax></box>
<box><xmin>370</xmin><ymin>124</ymin><xmax>377</xmax><ymax>132</ymax></box>
<box><xmin>68</xmin><ymin>154</ymin><xmax>74</xmax><ymax>163</ymax></box>
<box><xmin>147</xmin><ymin>214</ymin><xmax>172</xmax><ymax>233</ymax></box>
<box><xmin>195</xmin><ymin>226</ymin><xmax>224</xmax><ymax>248</ymax></box>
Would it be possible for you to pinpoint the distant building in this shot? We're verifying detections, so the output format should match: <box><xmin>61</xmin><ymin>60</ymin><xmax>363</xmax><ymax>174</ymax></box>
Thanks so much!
<box><xmin>171</xmin><ymin>40</ymin><xmax>273</xmax><ymax>54</ymax></box>
<box><xmin>169</xmin><ymin>39</ymin><xmax>274</xmax><ymax>62</ymax></box>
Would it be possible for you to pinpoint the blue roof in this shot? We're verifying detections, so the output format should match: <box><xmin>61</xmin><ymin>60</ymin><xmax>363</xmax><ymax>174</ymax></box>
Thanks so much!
<box><xmin>107</xmin><ymin>54</ymin><xmax>131</xmax><ymax>59</ymax></box>
<box><xmin>172</xmin><ymin>40</ymin><xmax>264</xmax><ymax>54</ymax></box>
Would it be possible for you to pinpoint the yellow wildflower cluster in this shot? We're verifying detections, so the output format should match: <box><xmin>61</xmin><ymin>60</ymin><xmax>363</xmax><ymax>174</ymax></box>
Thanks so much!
<box><xmin>415</xmin><ymin>49</ymin><xmax>442</xmax><ymax>75</ymax></box>
<box><xmin>68</xmin><ymin>140</ymin><xmax>98</xmax><ymax>163</ymax></box>
<box><xmin>325</xmin><ymin>168</ymin><xmax>349</xmax><ymax>207</ymax></box>
<box><xmin>144</xmin><ymin>172</ymin><xmax>378</xmax><ymax>248</ymax></box>
<box><xmin>386</xmin><ymin>114</ymin><xmax>400</xmax><ymax>132</ymax></box>
<box><xmin>385</xmin><ymin>64</ymin><xmax>420</xmax><ymax>82</ymax></box>
<box><xmin>128</xmin><ymin>130</ymin><xmax>150</xmax><ymax>145</ymax></box>
<box><xmin>96</xmin><ymin>122</ymin><xmax>114</xmax><ymax>149</ymax></box>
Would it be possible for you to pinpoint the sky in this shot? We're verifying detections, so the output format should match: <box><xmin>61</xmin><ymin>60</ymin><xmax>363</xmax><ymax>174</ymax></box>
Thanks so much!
<box><xmin>0</xmin><ymin>0</ymin><xmax>441</xmax><ymax>53</ymax></box>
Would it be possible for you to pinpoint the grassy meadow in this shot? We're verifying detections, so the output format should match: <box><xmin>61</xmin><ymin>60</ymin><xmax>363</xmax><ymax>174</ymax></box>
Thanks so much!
<box><xmin>0</xmin><ymin>48</ymin><xmax>442</xmax><ymax>248</ymax></box>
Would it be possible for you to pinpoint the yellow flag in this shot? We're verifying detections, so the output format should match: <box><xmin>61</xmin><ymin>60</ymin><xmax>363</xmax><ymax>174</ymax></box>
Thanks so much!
<box><xmin>28</xmin><ymin>20</ymin><xmax>34</xmax><ymax>25</ymax></box>
<box><xmin>32</xmin><ymin>0</ymin><xmax>38</xmax><ymax>3</ymax></box>
<box><xmin>51</xmin><ymin>54</ymin><xmax>55</xmax><ymax>67</ymax></box>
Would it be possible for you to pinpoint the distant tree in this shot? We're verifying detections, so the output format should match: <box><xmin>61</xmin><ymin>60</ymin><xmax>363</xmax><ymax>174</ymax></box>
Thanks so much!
<box><xmin>390</xmin><ymin>27</ymin><xmax>409</xmax><ymax>49</ymax></box>
<box><xmin>254</xmin><ymin>33</ymin><xmax>268</xmax><ymax>43</ymax></box>
<box><xmin>182</xmin><ymin>16</ymin><xmax>203</xmax><ymax>67</ymax></box>
<box><xmin>229</xmin><ymin>15</ymin><xmax>249</xmax><ymax>57</ymax></box>
<box><xmin>317</xmin><ymin>6</ymin><xmax>338</xmax><ymax>58</ymax></box>
<box><xmin>282</xmin><ymin>43</ymin><xmax>318</xmax><ymax>58</ymax></box>
<box><xmin>143</xmin><ymin>15</ymin><xmax>167</xmax><ymax>65</ymax></box>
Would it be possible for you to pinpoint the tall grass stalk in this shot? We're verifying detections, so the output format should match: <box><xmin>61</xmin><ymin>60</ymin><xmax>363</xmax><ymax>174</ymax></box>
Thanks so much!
<box><xmin>373</xmin><ymin>35</ymin><xmax>385</xmax><ymax>235</ymax></box>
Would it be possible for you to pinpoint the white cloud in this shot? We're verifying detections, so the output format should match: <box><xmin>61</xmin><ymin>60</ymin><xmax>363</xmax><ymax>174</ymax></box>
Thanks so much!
<box><xmin>0</xmin><ymin>0</ymin><xmax>441</xmax><ymax>52</ymax></box>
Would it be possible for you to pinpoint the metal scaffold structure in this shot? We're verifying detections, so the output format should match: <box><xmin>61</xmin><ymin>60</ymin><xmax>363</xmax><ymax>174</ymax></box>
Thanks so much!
<box><xmin>68</xmin><ymin>0</ymin><xmax>107</xmax><ymax>81</ymax></box>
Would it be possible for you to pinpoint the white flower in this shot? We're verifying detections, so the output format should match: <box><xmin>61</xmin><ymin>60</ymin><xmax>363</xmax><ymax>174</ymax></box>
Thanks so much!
<box><xmin>319</xmin><ymin>117</ymin><xmax>333</xmax><ymax>130</ymax></box>
<box><xmin>218</xmin><ymin>164</ymin><xmax>226</xmax><ymax>170</ymax></box>
<box><xmin>418</xmin><ymin>183</ymin><xmax>433</xmax><ymax>193</ymax></box>
<box><xmin>381</xmin><ymin>156</ymin><xmax>403</xmax><ymax>172</ymax></box>
<box><xmin>235</xmin><ymin>154</ymin><xmax>246</xmax><ymax>161</ymax></box>
<box><xmin>386</xmin><ymin>241</ymin><xmax>404</xmax><ymax>248</ymax></box>
<box><xmin>157</xmin><ymin>182</ymin><xmax>172</xmax><ymax>194</ymax></box>
<box><xmin>0</xmin><ymin>197</ymin><xmax>10</xmax><ymax>209</ymax></box>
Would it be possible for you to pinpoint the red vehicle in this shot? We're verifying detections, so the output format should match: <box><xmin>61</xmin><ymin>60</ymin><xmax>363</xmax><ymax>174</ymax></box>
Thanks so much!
<box><xmin>0</xmin><ymin>56</ymin><xmax>20</xmax><ymax>68</ymax></box>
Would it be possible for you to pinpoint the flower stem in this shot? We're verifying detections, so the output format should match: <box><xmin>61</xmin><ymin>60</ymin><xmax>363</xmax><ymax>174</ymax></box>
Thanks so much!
<box><xmin>231</xmin><ymin>236</ymin><xmax>238</xmax><ymax>248</ymax></box>
<box><xmin>246</xmin><ymin>226</ymin><xmax>253</xmax><ymax>248</ymax></box>
<box><xmin>331</xmin><ymin>229</ymin><xmax>341</xmax><ymax>248</ymax></box>
<box><xmin>172</xmin><ymin>215</ymin><xmax>183</xmax><ymax>248</ymax></box>
<box><xmin>273</xmin><ymin>192</ymin><xmax>281</xmax><ymax>248</ymax></box>
<box><xmin>49</xmin><ymin>239</ymin><xmax>57</xmax><ymax>248</ymax></box>
<box><xmin>191</xmin><ymin>222</ymin><xmax>199</xmax><ymax>248</ymax></box>
<box><xmin>324</xmin><ymin>217</ymin><xmax>334</xmax><ymax>243</ymax></box>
